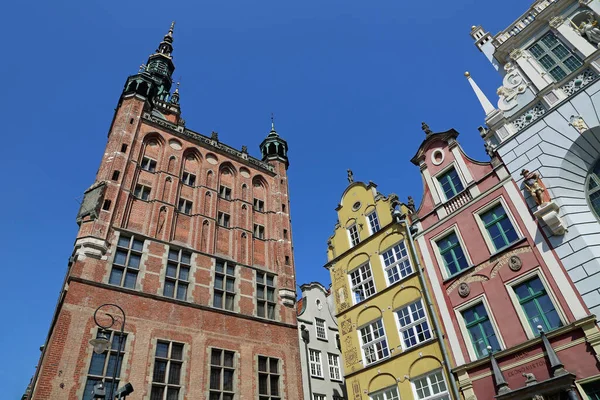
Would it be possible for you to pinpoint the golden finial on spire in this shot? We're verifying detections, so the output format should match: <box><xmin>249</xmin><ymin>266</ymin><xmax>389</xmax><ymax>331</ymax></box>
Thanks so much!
<box><xmin>464</xmin><ymin>71</ymin><xmax>471</xmax><ymax>78</ymax></box>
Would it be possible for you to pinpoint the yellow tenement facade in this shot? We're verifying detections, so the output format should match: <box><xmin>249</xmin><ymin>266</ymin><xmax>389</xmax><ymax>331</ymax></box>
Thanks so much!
<box><xmin>325</xmin><ymin>180</ymin><xmax>457</xmax><ymax>400</ymax></box>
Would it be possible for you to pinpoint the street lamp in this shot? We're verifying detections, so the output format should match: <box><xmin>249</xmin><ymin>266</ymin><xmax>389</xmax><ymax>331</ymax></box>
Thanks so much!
<box><xmin>89</xmin><ymin>304</ymin><xmax>129</xmax><ymax>399</ymax></box>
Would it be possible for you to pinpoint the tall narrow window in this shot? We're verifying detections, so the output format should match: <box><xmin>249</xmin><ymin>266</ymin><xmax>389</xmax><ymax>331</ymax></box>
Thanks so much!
<box><xmin>258</xmin><ymin>356</ymin><xmax>280</xmax><ymax>400</ymax></box>
<box><xmin>151</xmin><ymin>341</ymin><xmax>184</xmax><ymax>400</ymax></box>
<box><xmin>210</xmin><ymin>348</ymin><xmax>236</xmax><ymax>400</ymax></box>
<box><xmin>359</xmin><ymin>319</ymin><xmax>389</xmax><ymax>366</ymax></box>
<box><xmin>462</xmin><ymin>303</ymin><xmax>501</xmax><ymax>358</ymax></box>
<box><xmin>528</xmin><ymin>32</ymin><xmax>583</xmax><ymax>81</ymax></box>
<box><xmin>396</xmin><ymin>299</ymin><xmax>432</xmax><ymax>349</ymax></box>
<box><xmin>283</xmin><ymin>229</ymin><xmax>288</xmax><ymax>239</ymax></box>
<box><xmin>309</xmin><ymin>349</ymin><xmax>323</xmax><ymax>378</ymax></box>
<box><xmin>134</xmin><ymin>184</ymin><xmax>151</xmax><ymax>200</ymax></box>
<box><xmin>178</xmin><ymin>198</ymin><xmax>193</xmax><ymax>215</ymax></box>
<box><xmin>83</xmin><ymin>331</ymin><xmax>126</xmax><ymax>400</ymax></box>
<box><xmin>164</xmin><ymin>249</ymin><xmax>191</xmax><ymax>300</ymax></box>
<box><xmin>366</xmin><ymin>211</ymin><xmax>381</xmax><ymax>234</ymax></box>
<box><xmin>437</xmin><ymin>167</ymin><xmax>464</xmax><ymax>200</ymax></box>
<box><xmin>214</xmin><ymin>260</ymin><xmax>236</xmax><ymax>311</ymax></box>
<box><xmin>350</xmin><ymin>264</ymin><xmax>376</xmax><ymax>304</ymax></box>
<box><xmin>412</xmin><ymin>370</ymin><xmax>450</xmax><ymax>400</ymax></box>
<box><xmin>586</xmin><ymin>160</ymin><xmax>600</xmax><ymax>219</ymax></box>
<box><xmin>437</xmin><ymin>232</ymin><xmax>469</xmax><ymax>276</ymax></box>
<box><xmin>111</xmin><ymin>170</ymin><xmax>120</xmax><ymax>181</ymax></box>
<box><xmin>218</xmin><ymin>212</ymin><xmax>231</xmax><ymax>228</ymax></box>
<box><xmin>257</xmin><ymin>271</ymin><xmax>276</xmax><ymax>319</ymax></box>
<box><xmin>141</xmin><ymin>156</ymin><xmax>157</xmax><ymax>172</ymax></box>
<box><xmin>109</xmin><ymin>235</ymin><xmax>144</xmax><ymax>289</ymax></box>
<box><xmin>254</xmin><ymin>224</ymin><xmax>265</xmax><ymax>240</ymax></box>
<box><xmin>381</xmin><ymin>241</ymin><xmax>413</xmax><ymax>284</ymax></box>
<box><xmin>219</xmin><ymin>185</ymin><xmax>232</xmax><ymax>200</ymax></box>
<box><xmin>253</xmin><ymin>198</ymin><xmax>265</xmax><ymax>212</ymax></box>
<box><xmin>182</xmin><ymin>171</ymin><xmax>196</xmax><ymax>186</ymax></box>
<box><xmin>328</xmin><ymin>353</ymin><xmax>341</xmax><ymax>381</ymax></box>
<box><xmin>348</xmin><ymin>224</ymin><xmax>360</xmax><ymax>247</ymax></box>
<box><xmin>370</xmin><ymin>387</ymin><xmax>399</xmax><ymax>400</ymax></box>
<box><xmin>315</xmin><ymin>318</ymin><xmax>327</xmax><ymax>340</ymax></box>
<box><xmin>513</xmin><ymin>276</ymin><xmax>562</xmax><ymax>334</ymax></box>
<box><xmin>480</xmin><ymin>204</ymin><xmax>518</xmax><ymax>251</ymax></box>
<box><xmin>582</xmin><ymin>381</ymin><xmax>600</xmax><ymax>400</ymax></box>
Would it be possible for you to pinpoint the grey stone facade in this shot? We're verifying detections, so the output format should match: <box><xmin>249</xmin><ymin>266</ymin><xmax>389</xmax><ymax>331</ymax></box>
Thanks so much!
<box><xmin>297</xmin><ymin>283</ymin><xmax>346</xmax><ymax>400</ymax></box>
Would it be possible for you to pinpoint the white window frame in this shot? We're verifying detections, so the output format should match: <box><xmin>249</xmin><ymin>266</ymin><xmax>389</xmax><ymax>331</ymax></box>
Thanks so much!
<box><xmin>505</xmin><ymin>268</ymin><xmax>567</xmax><ymax>339</ymax></box>
<box><xmin>429</xmin><ymin>224</ymin><xmax>473</xmax><ymax>280</ymax></box>
<box><xmin>433</xmin><ymin>162</ymin><xmax>466</xmax><ymax>203</ymax></box>
<box><xmin>327</xmin><ymin>353</ymin><xmax>342</xmax><ymax>381</ymax></box>
<box><xmin>394</xmin><ymin>298</ymin><xmax>433</xmax><ymax>350</ymax></box>
<box><xmin>380</xmin><ymin>241</ymin><xmax>414</xmax><ymax>286</ymax></box>
<box><xmin>348</xmin><ymin>263</ymin><xmax>376</xmax><ymax>305</ymax></box>
<box><xmin>454</xmin><ymin>295</ymin><xmax>505</xmax><ymax>362</ymax></box>
<box><xmin>411</xmin><ymin>369</ymin><xmax>450</xmax><ymax>400</ymax></box>
<box><xmin>315</xmin><ymin>318</ymin><xmax>327</xmax><ymax>340</ymax></box>
<box><xmin>347</xmin><ymin>223</ymin><xmax>360</xmax><ymax>247</ymax></box>
<box><xmin>473</xmin><ymin>196</ymin><xmax>523</xmax><ymax>255</ymax></box>
<box><xmin>366</xmin><ymin>209</ymin><xmax>381</xmax><ymax>235</ymax></box>
<box><xmin>313</xmin><ymin>394</ymin><xmax>326</xmax><ymax>400</ymax></box>
<box><xmin>308</xmin><ymin>349</ymin><xmax>323</xmax><ymax>378</ymax></box>
<box><xmin>358</xmin><ymin>319</ymin><xmax>390</xmax><ymax>366</ymax></box>
<box><xmin>370</xmin><ymin>386</ymin><xmax>400</xmax><ymax>400</ymax></box>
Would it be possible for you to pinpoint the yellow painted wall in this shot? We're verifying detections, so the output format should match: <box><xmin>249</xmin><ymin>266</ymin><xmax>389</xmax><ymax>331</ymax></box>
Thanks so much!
<box><xmin>326</xmin><ymin>182</ymin><xmax>453</xmax><ymax>399</ymax></box>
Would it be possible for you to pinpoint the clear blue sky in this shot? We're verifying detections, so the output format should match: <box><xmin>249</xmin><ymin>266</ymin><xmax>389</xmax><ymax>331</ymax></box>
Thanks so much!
<box><xmin>0</xmin><ymin>0</ymin><xmax>527</xmax><ymax>395</ymax></box>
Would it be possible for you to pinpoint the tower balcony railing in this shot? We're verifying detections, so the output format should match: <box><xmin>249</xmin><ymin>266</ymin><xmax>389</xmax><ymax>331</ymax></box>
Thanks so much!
<box><xmin>493</xmin><ymin>0</ymin><xmax>558</xmax><ymax>46</ymax></box>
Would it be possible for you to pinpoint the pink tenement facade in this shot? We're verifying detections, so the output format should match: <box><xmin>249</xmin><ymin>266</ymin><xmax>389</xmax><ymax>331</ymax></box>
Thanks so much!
<box><xmin>410</xmin><ymin>126</ymin><xmax>600</xmax><ymax>399</ymax></box>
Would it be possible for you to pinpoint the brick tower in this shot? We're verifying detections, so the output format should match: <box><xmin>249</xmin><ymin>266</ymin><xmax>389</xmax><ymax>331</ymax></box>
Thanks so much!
<box><xmin>28</xmin><ymin>23</ymin><xmax>302</xmax><ymax>400</ymax></box>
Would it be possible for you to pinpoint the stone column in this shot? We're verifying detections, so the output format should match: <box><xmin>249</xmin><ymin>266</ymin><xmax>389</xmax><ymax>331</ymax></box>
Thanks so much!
<box><xmin>509</xmin><ymin>48</ymin><xmax>552</xmax><ymax>92</ymax></box>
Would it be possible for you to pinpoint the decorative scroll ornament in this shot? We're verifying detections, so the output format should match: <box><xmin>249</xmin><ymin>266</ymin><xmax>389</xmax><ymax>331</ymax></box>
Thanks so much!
<box><xmin>549</xmin><ymin>16</ymin><xmax>564</xmax><ymax>29</ymax></box>
<box><xmin>509</xmin><ymin>255</ymin><xmax>522</xmax><ymax>271</ymax></box>
<box><xmin>458</xmin><ymin>283</ymin><xmax>470</xmax><ymax>298</ymax></box>
<box><xmin>497</xmin><ymin>62</ymin><xmax>527</xmax><ymax>111</ymax></box>
<box><xmin>562</xmin><ymin>68</ymin><xmax>598</xmax><ymax>96</ymax></box>
<box><xmin>570</xmin><ymin>115</ymin><xmax>589</xmax><ymax>133</ymax></box>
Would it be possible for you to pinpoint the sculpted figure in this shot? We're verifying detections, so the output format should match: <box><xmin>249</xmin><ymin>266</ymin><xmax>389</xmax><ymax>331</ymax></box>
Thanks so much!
<box><xmin>521</xmin><ymin>169</ymin><xmax>548</xmax><ymax>206</ymax></box>
<box><xmin>347</xmin><ymin>169</ymin><xmax>354</xmax><ymax>184</ymax></box>
<box><xmin>572</xmin><ymin>12</ymin><xmax>600</xmax><ymax>47</ymax></box>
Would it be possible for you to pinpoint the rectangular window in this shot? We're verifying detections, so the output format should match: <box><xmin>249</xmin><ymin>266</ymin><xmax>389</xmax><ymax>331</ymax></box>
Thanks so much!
<box><xmin>209</xmin><ymin>348</ymin><xmax>236</xmax><ymax>400</ymax></box>
<box><xmin>462</xmin><ymin>303</ymin><xmax>501</xmax><ymax>359</ymax></box>
<box><xmin>313</xmin><ymin>395</ymin><xmax>326</xmax><ymax>400</ymax></box>
<box><xmin>219</xmin><ymin>185</ymin><xmax>232</xmax><ymax>200</ymax></box>
<box><xmin>359</xmin><ymin>319</ymin><xmax>389</xmax><ymax>366</ymax></box>
<box><xmin>396</xmin><ymin>299</ymin><xmax>432</xmax><ymax>349</ymax></box>
<box><xmin>178</xmin><ymin>198</ymin><xmax>193</xmax><ymax>215</ymax></box>
<box><xmin>582</xmin><ymin>380</ymin><xmax>600</xmax><ymax>400</ymax></box>
<box><xmin>437</xmin><ymin>167</ymin><xmax>464</xmax><ymax>200</ymax></box>
<box><xmin>134</xmin><ymin>184</ymin><xmax>151</xmax><ymax>200</ymax></box>
<box><xmin>513</xmin><ymin>276</ymin><xmax>562</xmax><ymax>334</ymax></box>
<box><xmin>258</xmin><ymin>356</ymin><xmax>280</xmax><ymax>400</ymax></box>
<box><xmin>285</xmin><ymin>256</ymin><xmax>290</xmax><ymax>265</ymax></box>
<box><xmin>328</xmin><ymin>353</ymin><xmax>341</xmax><ymax>381</ymax></box>
<box><xmin>367</xmin><ymin>211</ymin><xmax>381</xmax><ymax>234</ymax></box>
<box><xmin>218</xmin><ymin>212</ymin><xmax>231</xmax><ymax>228</ymax></box>
<box><xmin>370</xmin><ymin>387</ymin><xmax>399</xmax><ymax>400</ymax></box>
<box><xmin>83</xmin><ymin>331</ymin><xmax>126</xmax><ymax>400</ymax></box>
<box><xmin>150</xmin><ymin>341</ymin><xmax>184</xmax><ymax>400</ymax></box>
<box><xmin>437</xmin><ymin>232</ymin><xmax>469</xmax><ymax>276</ymax></box>
<box><xmin>348</xmin><ymin>224</ymin><xmax>360</xmax><ymax>247</ymax></box>
<box><xmin>528</xmin><ymin>32</ymin><xmax>583</xmax><ymax>82</ymax></box>
<box><xmin>283</xmin><ymin>229</ymin><xmax>288</xmax><ymax>239</ymax></box>
<box><xmin>480</xmin><ymin>204</ymin><xmax>518</xmax><ymax>251</ymax></box>
<box><xmin>309</xmin><ymin>349</ymin><xmax>323</xmax><ymax>378</ymax></box>
<box><xmin>109</xmin><ymin>235</ymin><xmax>144</xmax><ymax>289</ymax></box>
<box><xmin>111</xmin><ymin>170</ymin><xmax>120</xmax><ymax>181</ymax></box>
<box><xmin>412</xmin><ymin>370</ymin><xmax>450</xmax><ymax>400</ymax></box>
<box><xmin>381</xmin><ymin>241</ymin><xmax>413</xmax><ymax>284</ymax></box>
<box><xmin>315</xmin><ymin>318</ymin><xmax>327</xmax><ymax>340</ymax></box>
<box><xmin>254</xmin><ymin>224</ymin><xmax>265</xmax><ymax>240</ymax></box>
<box><xmin>164</xmin><ymin>249</ymin><xmax>191</xmax><ymax>301</ymax></box>
<box><xmin>141</xmin><ymin>156</ymin><xmax>157</xmax><ymax>172</ymax></box>
<box><xmin>182</xmin><ymin>171</ymin><xmax>196</xmax><ymax>186</ymax></box>
<box><xmin>214</xmin><ymin>260</ymin><xmax>236</xmax><ymax>311</ymax></box>
<box><xmin>350</xmin><ymin>264</ymin><xmax>376</xmax><ymax>304</ymax></box>
<box><xmin>256</xmin><ymin>271</ymin><xmax>276</xmax><ymax>319</ymax></box>
<box><xmin>254</xmin><ymin>198</ymin><xmax>265</xmax><ymax>212</ymax></box>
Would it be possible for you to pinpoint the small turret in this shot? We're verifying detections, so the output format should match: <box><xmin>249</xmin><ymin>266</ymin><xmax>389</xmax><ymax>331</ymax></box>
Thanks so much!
<box><xmin>259</xmin><ymin>115</ymin><xmax>289</xmax><ymax>169</ymax></box>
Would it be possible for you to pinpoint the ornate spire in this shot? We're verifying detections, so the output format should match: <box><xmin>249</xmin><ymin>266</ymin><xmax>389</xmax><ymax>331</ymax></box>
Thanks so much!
<box><xmin>157</xmin><ymin>21</ymin><xmax>175</xmax><ymax>57</ymax></box>
<box><xmin>465</xmin><ymin>71</ymin><xmax>496</xmax><ymax>115</ymax></box>
<box><xmin>260</xmin><ymin>114</ymin><xmax>289</xmax><ymax>169</ymax></box>
<box><xmin>269</xmin><ymin>112</ymin><xmax>278</xmax><ymax>135</ymax></box>
<box><xmin>488</xmin><ymin>346</ymin><xmax>511</xmax><ymax>395</ymax></box>
<box><xmin>170</xmin><ymin>81</ymin><xmax>180</xmax><ymax>105</ymax></box>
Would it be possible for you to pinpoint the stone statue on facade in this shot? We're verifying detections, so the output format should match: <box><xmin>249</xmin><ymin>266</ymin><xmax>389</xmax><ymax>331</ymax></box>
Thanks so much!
<box><xmin>347</xmin><ymin>169</ymin><xmax>354</xmax><ymax>184</ymax></box>
<box><xmin>211</xmin><ymin>131</ymin><xmax>219</xmax><ymax>141</ymax></box>
<box><xmin>571</xmin><ymin>11</ymin><xmax>600</xmax><ymax>47</ymax></box>
<box><xmin>421</xmin><ymin>122</ymin><xmax>432</xmax><ymax>135</ymax></box>
<box><xmin>521</xmin><ymin>169</ymin><xmax>548</xmax><ymax>206</ymax></box>
<box><xmin>407</xmin><ymin>196</ymin><xmax>416</xmax><ymax>213</ymax></box>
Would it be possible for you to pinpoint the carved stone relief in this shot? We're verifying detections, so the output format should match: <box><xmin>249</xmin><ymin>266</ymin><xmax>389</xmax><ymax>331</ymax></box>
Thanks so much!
<box><xmin>458</xmin><ymin>283</ymin><xmax>471</xmax><ymax>298</ymax></box>
<box><xmin>509</xmin><ymin>255</ymin><xmax>523</xmax><ymax>271</ymax></box>
<box><xmin>497</xmin><ymin>62</ymin><xmax>528</xmax><ymax>111</ymax></box>
<box><xmin>344</xmin><ymin>336</ymin><xmax>359</xmax><ymax>366</ymax></box>
<box><xmin>569</xmin><ymin>115</ymin><xmax>589</xmax><ymax>133</ymax></box>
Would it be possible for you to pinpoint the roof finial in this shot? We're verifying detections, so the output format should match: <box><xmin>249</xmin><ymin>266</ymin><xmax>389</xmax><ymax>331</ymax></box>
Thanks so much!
<box><xmin>271</xmin><ymin>112</ymin><xmax>276</xmax><ymax>132</ymax></box>
<box><xmin>168</xmin><ymin>21</ymin><xmax>175</xmax><ymax>38</ymax></box>
<box><xmin>421</xmin><ymin>122</ymin><xmax>433</xmax><ymax>136</ymax></box>
<box><xmin>347</xmin><ymin>169</ymin><xmax>354</xmax><ymax>184</ymax></box>
<box><xmin>465</xmin><ymin>71</ymin><xmax>496</xmax><ymax>115</ymax></box>
<box><xmin>156</xmin><ymin>21</ymin><xmax>175</xmax><ymax>57</ymax></box>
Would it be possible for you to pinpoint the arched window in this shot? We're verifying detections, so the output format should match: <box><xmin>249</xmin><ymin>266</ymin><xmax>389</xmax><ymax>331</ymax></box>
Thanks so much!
<box><xmin>587</xmin><ymin>161</ymin><xmax>600</xmax><ymax>218</ymax></box>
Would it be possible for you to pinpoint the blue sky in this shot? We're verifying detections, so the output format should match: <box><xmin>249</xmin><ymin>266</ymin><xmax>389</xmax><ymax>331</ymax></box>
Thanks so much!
<box><xmin>0</xmin><ymin>0</ymin><xmax>527</xmax><ymax>395</ymax></box>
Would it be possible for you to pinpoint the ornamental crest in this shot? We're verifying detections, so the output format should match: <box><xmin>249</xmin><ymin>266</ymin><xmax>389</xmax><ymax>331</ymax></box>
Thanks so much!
<box><xmin>497</xmin><ymin>62</ymin><xmax>527</xmax><ymax>111</ymax></box>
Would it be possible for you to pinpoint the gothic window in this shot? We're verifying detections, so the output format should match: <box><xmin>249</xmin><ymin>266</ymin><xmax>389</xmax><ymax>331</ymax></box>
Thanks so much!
<box><xmin>182</xmin><ymin>171</ymin><xmax>196</xmax><ymax>186</ymax></box>
<box><xmin>527</xmin><ymin>32</ymin><xmax>583</xmax><ymax>81</ymax></box>
<box><xmin>587</xmin><ymin>160</ymin><xmax>600</xmax><ymax>219</ymax></box>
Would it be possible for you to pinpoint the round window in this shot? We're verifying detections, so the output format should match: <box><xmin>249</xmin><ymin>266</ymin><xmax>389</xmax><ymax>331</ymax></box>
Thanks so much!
<box><xmin>352</xmin><ymin>201</ymin><xmax>361</xmax><ymax>211</ymax></box>
<box><xmin>431</xmin><ymin>149</ymin><xmax>445</xmax><ymax>166</ymax></box>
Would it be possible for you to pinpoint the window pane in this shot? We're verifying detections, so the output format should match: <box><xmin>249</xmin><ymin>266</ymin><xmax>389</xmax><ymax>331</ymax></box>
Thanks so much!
<box><xmin>153</xmin><ymin>360</ymin><xmax>167</xmax><ymax>382</ymax></box>
<box><xmin>164</xmin><ymin>281</ymin><xmax>175</xmax><ymax>298</ymax></box>
<box><xmin>215</xmin><ymin>275</ymin><xmax>224</xmax><ymax>290</ymax></box>
<box><xmin>210</xmin><ymin>367</ymin><xmax>221</xmax><ymax>389</ymax></box>
<box><xmin>150</xmin><ymin>386</ymin><xmax>164</xmax><ymax>400</ymax></box>
<box><xmin>169</xmin><ymin>250</ymin><xmax>179</xmax><ymax>261</ymax></box>
<box><xmin>269</xmin><ymin>358</ymin><xmax>278</xmax><ymax>373</ymax></box>
<box><xmin>114</xmin><ymin>250</ymin><xmax>127</xmax><ymax>265</ymax></box>
<box><xmin>214</xmin><ymin>293</ymin><xmax>223</xmax><ymax>308</ymax></box>
<box><xmin>109</xmin><ymin>268</ymin><xmax>123</xmax><ymax>285</ymax></box>
<box><xmin>223</xmin><ymin>351</ymin><xmax>234</xmax><ymax>367</ymax></box>
<box><xmin>257</xmin><ymin>303</ymin><xmax>265</xmax><ymax>317</ymax></box>
<box><xmin>156</xmin><ymin>342</ymin><xmax>169</xmax><ymax>358</ymax></box>
<box><xmin>166</xmin><ymin>388</ymin><xmax>180</xmax><ymax>400</ymax></box>
<box><xmin>270</xmin><ymin>375</ymin><xmax>279</xmax><ymax>396</ymax></box>
<box><xmin>168</xmin><ymin>362</ymin><xmax>182</xmax><ymax>384</ymax></box>
<box><xmin>225</xmin><ymin>294</ymin><xmax>234</xmax><ymax>311</ymax></box>
<box><xmin>216</xmin><ymin>262</ymin><xmax>224</xmax><ymax>273</ymax></box>
<box><xmin>179</xmin><ymin>266</ymin><xmax>190</xmax><ymax>281</ymax></box>
<box><xmin>266</xmin><ymin>275</ymin><xmax>274</xmax><ymax>286</ymax></box>
<box><xmin>223</xmin><ymin>369</ymin><xmax>234</xmax><ymax>391</ymax></box>
<box><xmin>166</xmin><ymin>264</ymin><xmax>178</xmax><ymax>278</ymax></box>
<box><xmin>124</xmin><ymin>271</ymin><xmax>137</xmax><ymax>288</ymax></box>
<box><xmin>171</xmin><ymin>344</ymin><xmax>184</xmax><ymax>360</ymax></box>
<box><xmin>176</xmin><ymin>283</ymin><xmax>187</xmax><ymax>300</ymax></box>
<box><xmin>132</xmin><ymin>239</ymin><xmax>144</xmax><ymax>251</ymax></box>
<box><xmin>258</xmin><ymin>356</ymin><xmax>268</xmax><ymax>372</ymax></box>
<box><xmin>88</xmin><ymin>353</ymin><xmax>106</xmax><ymax>375</ymax></box>
<box><xmin>226</xmin><ymin>277</ymin><xmax>235</xmax><ymax>292</ymax></box>
<box><xmin>259</xmin><ymin>374</ymin><xmax>268</xmax><ymax>394</ymax></box>
<box><xmin>128</xmin><ymin>253</ymin><xmax>141</xmax><ymax>268</ymax></box>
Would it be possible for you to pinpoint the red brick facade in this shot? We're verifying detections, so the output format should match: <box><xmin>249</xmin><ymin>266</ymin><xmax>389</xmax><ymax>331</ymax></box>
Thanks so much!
<box><xmin>29</xmin><ymin>65</ymin><xmax>302</xmax><ymax>398</ymax></box>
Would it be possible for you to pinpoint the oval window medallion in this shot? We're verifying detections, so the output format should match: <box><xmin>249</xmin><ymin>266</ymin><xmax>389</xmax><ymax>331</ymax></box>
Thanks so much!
<box><xmin>431</xmin><ymin>149</ymin><xmax>445</xmax><ymax>166</ymax></box>
<box><xmin>206</xmin><ymin>153</ymin><xmax>218</xmax><ymax>165</ymax></box>
<box><xmin>458</xmin><ymin>282</ymin><xmax>470</xmax><ymax>298</ymax></box>
<box><xmin>352</xmin><ymin>201</ymin><xmax>361</xmax><ymax>211</ymax></box>
<box><xmin>168</xmin><ymin>139</ymin><xmax>182</xmax><ymax>150</ymax></box>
